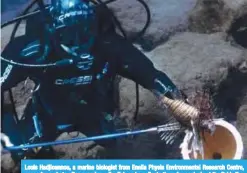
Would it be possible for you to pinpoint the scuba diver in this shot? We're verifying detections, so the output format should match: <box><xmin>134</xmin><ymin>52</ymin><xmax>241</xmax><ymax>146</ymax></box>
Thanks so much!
<box><xmin>1</xmin><ymin>0</ymin><xmax>187</xmax><ymax>161</ymax></box>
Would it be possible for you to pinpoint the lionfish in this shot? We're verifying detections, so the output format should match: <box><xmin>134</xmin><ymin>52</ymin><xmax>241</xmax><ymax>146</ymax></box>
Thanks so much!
<box><xmin>157</xmin><ymin>88</ymin><xmax>218</xmax><ymax>159</ymax></box>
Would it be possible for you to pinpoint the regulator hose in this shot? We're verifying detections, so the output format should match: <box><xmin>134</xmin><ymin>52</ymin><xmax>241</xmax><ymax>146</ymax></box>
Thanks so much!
<box><xmin>92</xmin><ymin>0</ymin><xmax>149</xmax><ymax>123</ymax></box>
<box><xmin>0</xmin><ymin>56</ymin><xmax>74</xmax><ymax>67</ymax></box>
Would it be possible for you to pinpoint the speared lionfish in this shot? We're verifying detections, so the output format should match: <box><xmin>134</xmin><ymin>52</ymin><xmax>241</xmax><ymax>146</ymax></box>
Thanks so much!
<box><xmin>157</xmin><ymin>88</ymin><xmax>218</xmax><ymax>159</ymax></box>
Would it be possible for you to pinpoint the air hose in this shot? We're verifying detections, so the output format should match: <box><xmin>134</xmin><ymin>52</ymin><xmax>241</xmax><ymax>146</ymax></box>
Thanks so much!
<box><xmin>93</xmin><ymin>0</ymin><xmax>137</xmax><ymax>122</ymax></box>
<box><xmin>92</xmin><ymin>0</ymin><xmax>151</xmax><ymax>123</ymax></box>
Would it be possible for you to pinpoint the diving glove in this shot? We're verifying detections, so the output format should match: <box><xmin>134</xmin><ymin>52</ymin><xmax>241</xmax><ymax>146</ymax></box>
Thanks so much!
<box><xmin>166</xmin><ymin>88</ymin><xmax>189</xmax><ymax>103</ymax></box>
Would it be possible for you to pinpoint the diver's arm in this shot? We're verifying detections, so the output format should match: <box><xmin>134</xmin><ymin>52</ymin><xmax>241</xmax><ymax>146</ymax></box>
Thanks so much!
<box><xmin>103</xmin><ymin>33</ymin><xmax>183</xmax><ymax>99</ymax></box>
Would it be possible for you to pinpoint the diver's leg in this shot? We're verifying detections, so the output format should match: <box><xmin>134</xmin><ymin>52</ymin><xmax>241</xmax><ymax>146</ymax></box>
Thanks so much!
<box><xmin>1</xmin><ymin>111</ymin><xmax>28</xmax><ymax>163</ymax></box>
<box><xmin>98</xmin><ymin>112</ymin><xmax>117</xmax><ymax>149</ymax></box>
<box><xmin>29</xmin><ymin>105</ymin><xmax>59</xmax><ymax>160</ymax></box>
<box><xmin>1</xmin><ymin>104</ymin><xmax>42</xmax><ymax>163</ymax></box>
<box><xmin>1</xmin><ymin>101</ymin><xmax>59</xmax><ymax>162</ymax></box>
<box><xmin>76</xmin><ymin>110</ymin><xmax>117</xmax><ymax>158</ymax></box>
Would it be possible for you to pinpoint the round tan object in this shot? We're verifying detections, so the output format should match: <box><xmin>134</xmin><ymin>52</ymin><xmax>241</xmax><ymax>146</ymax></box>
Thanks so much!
<box><xmin>180</xmin><ymin>119</ymin><xmax>244</xmax><ymax>159</ymax></box>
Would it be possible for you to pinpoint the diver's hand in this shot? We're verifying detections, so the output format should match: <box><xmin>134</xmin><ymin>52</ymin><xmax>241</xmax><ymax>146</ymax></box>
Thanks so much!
<box><xmin>1</xmin><ymin>133</ymin><xmax>14</xmax><ymax>153</ymax></box>
<box><xmin>179</xmin><ymin>90</ymin><xmax>190</xmax><ymax>104</ymax></box>
<box><xmin>167</xmin><ymin>88</ymin><xmax>189</xmax><ymax>103</ymax></box>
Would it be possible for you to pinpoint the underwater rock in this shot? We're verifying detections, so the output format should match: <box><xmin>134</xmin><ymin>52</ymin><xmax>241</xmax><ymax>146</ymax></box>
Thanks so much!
<box><xmin>107</xmin><ymin>0</ymin><xmax>197</xmax><ymax>50</ymax></box>
<box><xmin>119</xmin><ymin>32</ymin><xmax>247</xmax><ymax>123</ymax></box>
<box><xmin>237</xmin><ymin>97</ymin><xmax>247</xmax><ymax>159</ymax></box>
<box><xmin>188</xmin><ymin>0</ymin><xmax>247</xmax><ymax>33</ymax></box>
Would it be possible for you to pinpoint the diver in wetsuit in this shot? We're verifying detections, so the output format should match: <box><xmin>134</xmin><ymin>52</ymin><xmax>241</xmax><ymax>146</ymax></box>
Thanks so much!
<box><xmin>1</xmin><ymin>0</ymin><xmax>186</xmax><ymax>160</ymax></box>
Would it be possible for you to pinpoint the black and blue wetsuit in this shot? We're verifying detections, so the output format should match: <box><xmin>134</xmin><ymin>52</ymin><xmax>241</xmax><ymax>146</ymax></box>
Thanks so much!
<box><xmin>1</xmin><ymin>13</ymin><xmax>179</xmax><ymax>159</ymax></box>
